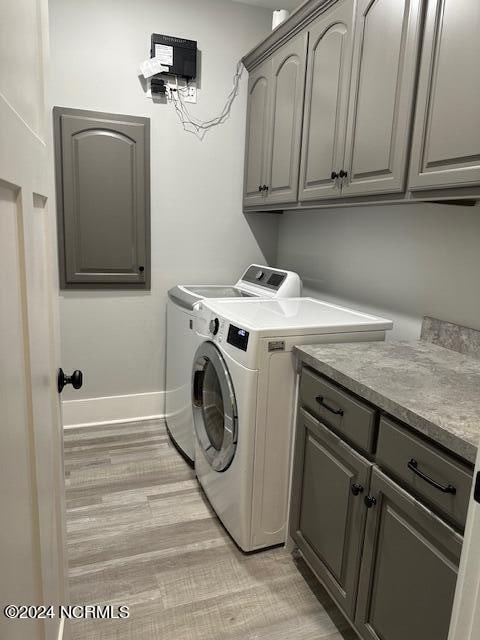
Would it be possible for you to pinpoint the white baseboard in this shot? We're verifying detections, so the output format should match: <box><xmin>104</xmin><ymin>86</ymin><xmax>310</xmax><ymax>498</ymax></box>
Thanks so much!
<box><xmin>62</xmin><ymin>391</ymin><xmax>165</xmax><ymax>428</ymax></box>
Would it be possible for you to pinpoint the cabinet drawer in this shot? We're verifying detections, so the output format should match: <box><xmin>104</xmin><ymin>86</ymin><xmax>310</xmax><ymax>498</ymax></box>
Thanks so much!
<box><xmin>376</xmin><ymin>417</ymin><xmax>473</xmax><ymax>530</ymax></box>
<box><xmin>300</xmin><ymin>367</ymin><xmax>376</xmax><ymax>453</ymax></box>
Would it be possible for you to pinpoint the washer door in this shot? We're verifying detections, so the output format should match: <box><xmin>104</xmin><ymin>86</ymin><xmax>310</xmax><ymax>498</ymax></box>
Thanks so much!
<box><xmin>192</xmin><ymin>342</ymin><xmax>238</xmax><ymax>472</ymax></box>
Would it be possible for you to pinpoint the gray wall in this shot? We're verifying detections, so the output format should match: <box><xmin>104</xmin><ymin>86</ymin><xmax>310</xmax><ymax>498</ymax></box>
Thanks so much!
<box><xmin>49</xmin><ymin>0</ymin><xmax>276</xmax><ymax>400</ymax></box>
<box><xmin>276</xmin><ymin>203</ymin><xmax>480</xmax><ymax>340</ymax></box>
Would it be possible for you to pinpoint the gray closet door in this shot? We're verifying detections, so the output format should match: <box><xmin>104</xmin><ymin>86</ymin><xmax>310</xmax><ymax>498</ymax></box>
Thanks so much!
<box><xmin>299</xmin><ymin>0</ymin><xmax>355</xmax><ymax>201</ymax></box>
<box><xmin>341</xmin><ymin>0</ymin><xmax>423</xmax><ymax>197</ymax></box>
<box><xmin>290</xmin><ymin>409</ymin><xmax>372</xmax><ymax>619</ymax></box>
<box><xmin>264</xmin><ymin>31</ymin><xmax>307</xmax><ymax>206</ymax></box>
<box><xmin>355</xmin><ymin>468</ymin><xmax>462</xmax><ymax>640</ymax></box>
<box><xmin>409</xmin><ymin>0</ymin><xmax>480</xmax><ymax>191</ymax></box>
<box><xmin>54</xmin><ymin>107</ymin><xmax>150</xmax><ymax>288</ymax></box>
<box><xmin>243</xmin><ymin>60</ymin><xmax>271</xmax><ymax>207</ymax></box>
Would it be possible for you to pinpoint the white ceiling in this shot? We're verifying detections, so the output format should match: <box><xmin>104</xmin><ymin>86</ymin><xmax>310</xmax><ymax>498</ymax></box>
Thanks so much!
<box><xmin>231</xmin><ymin>0</ymin><xmax>302</xmax><ymax>10</ymax></box>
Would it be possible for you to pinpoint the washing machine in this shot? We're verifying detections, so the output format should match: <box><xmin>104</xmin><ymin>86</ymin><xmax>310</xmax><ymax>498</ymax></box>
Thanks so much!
<box><xmin>192</xmin><ymin>298</ymin><xmax>393</xmax><ymax>552</ymax></box>
<box><xmin>165</xmin><ymin>265</ymin><xmax>302</xmax><ymax>462</ymax></box>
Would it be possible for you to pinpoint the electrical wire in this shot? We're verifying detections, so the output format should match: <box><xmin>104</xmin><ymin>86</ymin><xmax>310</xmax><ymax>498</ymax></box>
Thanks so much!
<box><xmin>168</xmin><ymin>60</ymin><xmax>244</xmax><ymax>141</ymax></box>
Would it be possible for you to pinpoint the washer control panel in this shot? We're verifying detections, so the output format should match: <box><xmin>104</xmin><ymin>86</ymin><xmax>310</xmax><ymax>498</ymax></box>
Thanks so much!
<box><xmin>209</xmin><ymin>318</ymin><xmax>220</xmax><ymax>335</ymax></box>
<box><xmin>226</xmin><ymin>324</ymin><xmax>250</xmax><ymax>352</ymax></box>
<box><xmin>205</xmin><ymin>313</ymin><xmax>249</xmax><ymax>352</ymax></box>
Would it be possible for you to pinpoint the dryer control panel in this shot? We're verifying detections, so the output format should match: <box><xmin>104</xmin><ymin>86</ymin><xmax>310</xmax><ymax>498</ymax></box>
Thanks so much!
<box><xmin>241</xmin><ymin>266</ymin><xmax>286</xmax><ymax>290</ymax></box>
<box><xmin>236</xmin><ymin>265</ymin><xmax>302</xmax><ymax>298</ymax></box>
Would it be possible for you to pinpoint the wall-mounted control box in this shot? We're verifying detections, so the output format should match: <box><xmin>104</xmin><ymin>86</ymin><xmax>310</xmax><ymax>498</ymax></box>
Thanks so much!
<box><xmin>150</xmin><ymin>34</ymin><xmax>197</xmax><ymax>80</ymax></box>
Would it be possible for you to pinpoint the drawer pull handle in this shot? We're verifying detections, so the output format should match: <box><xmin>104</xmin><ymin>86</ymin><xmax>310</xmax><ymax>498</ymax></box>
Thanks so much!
<box><xmin>315</xmin><ymin>395</ymin><xmax>344</xmax><ymax>416</ymax></box>
<box><xmin>407</xmin><ymin>459</ymin><xmax>457</xmax><ymax>495</ymax></box>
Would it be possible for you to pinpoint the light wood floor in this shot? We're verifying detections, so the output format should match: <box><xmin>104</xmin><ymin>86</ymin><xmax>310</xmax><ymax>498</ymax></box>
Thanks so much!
<box><xmin>64</xmin><ymin>419</ymin><xmax>356</xmax><ymax>640</ymax></box>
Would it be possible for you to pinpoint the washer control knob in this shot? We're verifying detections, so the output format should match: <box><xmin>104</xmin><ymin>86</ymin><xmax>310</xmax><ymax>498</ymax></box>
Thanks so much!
<box><xmin>255</xmin><ymin>269</ymin><xmax>264</xmax><ymax>280</ymax></box>
<box><xmin>209</xmin><ymin>318</ymin><xmax>220</xmax><ymax>336</ymax></box>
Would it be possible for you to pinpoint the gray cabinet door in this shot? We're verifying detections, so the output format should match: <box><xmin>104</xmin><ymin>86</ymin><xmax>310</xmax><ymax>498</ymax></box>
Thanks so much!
<box><xmin>341</xmin><ymin>0</ymin><xmax>423</xmax><ymax>197</ymax></box>
<box><xmin>54</xmin><ymin>107</ymin><xmax>150</xmax><ymax>288</ymax></box>
<box><xmin>355</xmin><ymin>468</ymin><xmax>462</xmax><ymax>640</ymax></box>
<box><xmin>409</xmin><ymin>0</ymin><xmax>480</xmax><ymax>191</ymax></box>
<box><xmin>290</xmin><ymin>409</ymin><xmax>372</xmax><ymax>618</ymax></box>
<box><xmin>243</xmin><ymin>60</ymin><xmax>271</xmax><ymax>207</ymax></box>
<box><xmin>264</xmin><ymin>31</ymin><xmax>307</xmax><ymax>206</ymax></box>
<box><xmin>299</xmin><ymin>0</ymin><xmax>355</xmax><ymax>201</ymax></box>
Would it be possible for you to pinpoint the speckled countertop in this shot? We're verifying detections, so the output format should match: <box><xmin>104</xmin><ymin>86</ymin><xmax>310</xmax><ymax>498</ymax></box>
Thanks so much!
<box><xmin>295</xmin><ymin>341</ymin><xmax>480</xmax><ymax>464</ymax></box>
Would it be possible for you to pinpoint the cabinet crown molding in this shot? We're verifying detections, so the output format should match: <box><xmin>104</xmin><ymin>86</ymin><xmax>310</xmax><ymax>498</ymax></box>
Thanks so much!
<box><xmin>242</xmin><ymin>0</ymin><xmax>338</xmax><ymax>71</ymax></box>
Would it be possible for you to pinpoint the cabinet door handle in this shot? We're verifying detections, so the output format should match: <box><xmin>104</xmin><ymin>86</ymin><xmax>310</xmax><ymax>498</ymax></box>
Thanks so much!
<box><xmin>331</xmin><ymin>171</ymin><xmax>339</xmax><ymax>180</ymax></box>
<box><xmin>339</xmin><ymin>169</ymin><xmax>348</xmax><ymax>178</ymax></box>
<box><xmin>263</xmin><ymin>184</ymin><xmax>269</xmax><ymax>191</ymax></box>
<box><xmin>351</xmin><ymin>483</ymin><xmax>364</xmax><ymax>496</ymax></box>
<box><xmin>407</xmin><ymin>459</ymin><xmax>457</xmax><ymax>494</ymax></box>
<box><xmin>258</xmin><ymin>185</ymin><xmax>263</xmax><ymax>192</ymax></box>
<box><xmin>364</xmin><ymin>496</ymin><xmax>377</xmax><ymax>509</ymax></box>
<box><xmin>315</xmin><ymin>395</ymin><xmax>344</xmax><ymax>416</ymax></box>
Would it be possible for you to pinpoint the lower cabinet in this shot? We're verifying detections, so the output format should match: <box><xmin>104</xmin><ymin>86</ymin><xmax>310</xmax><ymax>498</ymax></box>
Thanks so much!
<box><xmin>290</xmin><ymin>373</ymin><xmax>467</xmax><ymax>640</ymax></box>
<box><xmin>355</xmin><ymin>468</ymin><xmax>462</xmax><ymax>640</ymax></box>
<box><xmin>290</xmin><ymin>409</ymin><xmax>372</xmax><ymax>618</ymax></box>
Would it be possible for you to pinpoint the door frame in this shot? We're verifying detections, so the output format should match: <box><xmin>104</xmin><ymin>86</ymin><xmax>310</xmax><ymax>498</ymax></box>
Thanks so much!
<box><xmin>448</xmin><ymin>450</ymin><xmax>480</xmax><ymax>640</ymax></box>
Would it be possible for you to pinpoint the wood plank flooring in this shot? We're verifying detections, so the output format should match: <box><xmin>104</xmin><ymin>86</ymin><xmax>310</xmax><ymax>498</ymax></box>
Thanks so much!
<box><xmin>64</xmin><ymin>419</ymin><xmax>356</xmax><ymax>640</ymax></box>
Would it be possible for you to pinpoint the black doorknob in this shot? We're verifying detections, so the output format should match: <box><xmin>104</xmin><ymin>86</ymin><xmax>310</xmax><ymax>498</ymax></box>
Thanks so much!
<box><xmin>339</xmin><ymin>169</ymin><xmax>348</xmax><ymax>178</ymax></box>
<box><xmin>364</xmin><ymin>495</ymin><xmax>377</xmax><ymax>509</ymax></box>
<box><xmin>331</xmin><ymin>171</ymin><xmax>339</xmax><ymax>180</ymax></box>
<box><xmin>58</xmin><ymin>368</ymin><xmax>83</xmax><ymax>394</ymax></box>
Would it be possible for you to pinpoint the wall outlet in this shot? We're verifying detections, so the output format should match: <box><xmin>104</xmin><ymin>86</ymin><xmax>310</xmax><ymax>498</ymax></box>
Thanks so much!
<box><xmin>184</xmin><ymin>84</ymin><xmax>197</xmax><ymax>104</ymax></box>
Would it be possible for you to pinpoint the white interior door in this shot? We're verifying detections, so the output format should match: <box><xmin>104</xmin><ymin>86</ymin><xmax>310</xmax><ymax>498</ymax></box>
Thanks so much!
<box><xmin>448</xmin><ymin>448</ymin><xmax>480</xmax><ymax>640</ymax></box>
<box><xmin>0</xmin><ymin>1</ymin><xmax>68</xmax><ymax>640</ymax></box>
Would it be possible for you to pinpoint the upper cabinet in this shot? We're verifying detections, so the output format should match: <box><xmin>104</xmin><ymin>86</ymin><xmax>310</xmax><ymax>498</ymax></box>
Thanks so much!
<box><xmin>342</xmin><ymin>0</ymin><xmax>423</xmax><ymax>197</ymax></box>
<box><xmin>300</xmin><ymin>0</ymin><xmax>422</xmax><ymax>201</ymax></box>
<box><xmin>244</xmin><ymin>61</ymin><xmax>271</xmax><ymax>207</ymax></box>
<box><xmin>299</xmin><ymin>0</ymin><xmax>355</xmax><ymax>201</ymax></box>
<box><xmin>243</xmin><ymin>32</ymin><xmax>307</xmax><ymax>207</ymax></box>
<box><xmin>267</xmin><ymin>32</ymin><xmax>308</xmax><ymax>205</ymax></box>
<box><xmin>242</xmin><ymin>0</ymin><xmax>480</xmax><ymax>210</ymax></box>
<box><xmin>409</xmin><ymin>0</ymin><xmax>480</xmax><ymax>191</ymax></box>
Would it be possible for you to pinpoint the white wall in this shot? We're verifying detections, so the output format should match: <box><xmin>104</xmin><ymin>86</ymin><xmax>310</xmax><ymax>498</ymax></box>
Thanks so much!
<box><xmin>49</xmin><ymin>0</ymin><xmax>277</xmax><ymax>418</ymax></box>
<box><xmin>276</xmin><ymin>202</ymin><xmax>480</xmax><ymax>340</ymax></box>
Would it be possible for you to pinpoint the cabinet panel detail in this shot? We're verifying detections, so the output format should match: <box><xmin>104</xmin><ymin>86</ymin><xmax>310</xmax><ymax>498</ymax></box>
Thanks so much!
<box><xmin>290</xmin><ymin>409</ymin><xmax>372</xmax><ymax>618</ymax></box>
<box><xmin>266</xmin><ymin>32</ymin><xmax>307</xmax><ymax>205</ymax></box>
<box><xmin>409</xmin><ymin>0</ymin><xmax>480</xmax><ymax>189</ymax></box>
<box><xmin>244</xmin><ymin>63</ymin><xmax>271</xmax><ymax>206</ymax></box>
<box><xmin>299</xmin><ymin>0</ymin><xmax>355</xmax><ymax>201</ymax></box>
<box><xmin>54</xmin><ymin>107</ymin><xmax>150</xmax><ymax>288</ymax></box>
<box><xmin>342</xmin><ymin>0</ymin><xmax>422</xmax><ymax>196</ymax></box>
